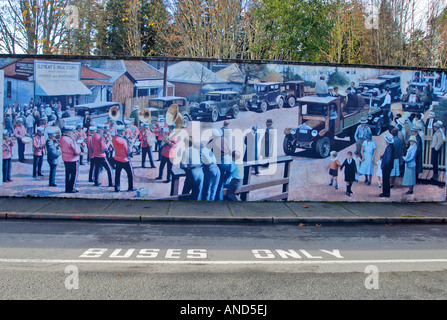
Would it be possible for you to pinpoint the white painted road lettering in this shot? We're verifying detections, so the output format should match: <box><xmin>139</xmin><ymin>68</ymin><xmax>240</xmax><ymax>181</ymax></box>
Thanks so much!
<box><xmin>78</xmin><ymin>248</ymin><xmax>343</xmax><ymax>260</ymax></box>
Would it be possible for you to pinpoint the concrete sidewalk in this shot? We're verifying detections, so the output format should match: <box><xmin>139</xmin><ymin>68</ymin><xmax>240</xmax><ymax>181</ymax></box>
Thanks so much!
<box><xmin>0</xmin><ymin>196</ymin><xmax>446</xmax><ymax>225</ymax></box>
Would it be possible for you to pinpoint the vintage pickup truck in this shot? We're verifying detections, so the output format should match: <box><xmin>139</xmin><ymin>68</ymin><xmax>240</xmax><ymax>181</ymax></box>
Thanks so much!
<box><xmin>283</xmin><ymin>95</ymin><xmax>388</xmax><ymax>158</ymax></box>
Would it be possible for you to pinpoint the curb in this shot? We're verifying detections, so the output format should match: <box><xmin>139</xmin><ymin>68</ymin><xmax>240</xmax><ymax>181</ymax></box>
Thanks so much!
<box><xmin>1</xmin><ymin>212</ymin><xmax>446</xmax><ymax>225</ymax></box>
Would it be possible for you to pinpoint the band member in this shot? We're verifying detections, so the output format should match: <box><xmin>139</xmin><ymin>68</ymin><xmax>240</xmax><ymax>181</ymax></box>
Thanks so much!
<box><xmin>431</xmin><ymin>122</ymin><xmax>444</xmax><ymax>181</ymax></box>
<box><xmin>13</xmin><ymin>117</ymin><xmax>27</xmax><ymax>162</ymax></box>
<box><xmin>104</xmin><ymin>124</ymin><xmax>116</xmax><ymax>170</ymax></box>
<box><xmin>381</xmin><ymin>88</ymin><xmax>392</xmax><ymax>126</ymax></box>
<box><xmin>156</xmin><ymin>126</ymin><xmax>177</xmax><ymax>183</ymax></box>
<box><xmin>112</xmin><ymin>125</ymin><xmax>136</xmax><ymax>192</ymax></box>
<box><xmin>154</xmin><ymin>118</ymin><xmax>167</xmax><ymax>159</ymax></box>
<box><xmin>180</xmin><ymin>136</ymin><xmax>204</xmax><ymax>200</ymax></box>
<box><xmin>86</xmin><ymin>125</ymin><xmax>96</xmax><ymax>182</ymax></box>
<box><xmin>200</xmin><ymin>140</ymin><xmax>220</xmax><ymax>201</ymax></box>
<box><xmin>74</xmin><ymin>123</ymin><xmax>87</xmax><ymax>165</ymax></box>
<box><xmin>46</xmin><ymin>128</ymin><xmax>62</xmax><ymax>187</ymax></box>
<box><xmin>139</xmin><ymin>123</ymin><xmax>156</xmax><ymax>168</ymax></box>
<box><xmin>207</xmin><ymin>128</ymin><xmax>232</xmax><ymax>201</ymax></box>
<box><xmin>60</xmin><ymin>125</ymin><xmax>81</xmax><ymax>193</ymax></box>
<box><xmin>3</xmin><ymin>130</ymin><xmax>14</xmax><ymax>183</ymax></box>
<box><xmin>32</xmin><ymin>127</ymin><xmax>46</xmax><ymax>178</ymax></box>
<box><xmin>92</xmin><ymin>124</ymin><xmax>114</xmax><ymax>187</ymax></box>
<box><xmin>380</xmin><ymin>133</ymin><xmax>395</xmax><ymax>198</ymax></box>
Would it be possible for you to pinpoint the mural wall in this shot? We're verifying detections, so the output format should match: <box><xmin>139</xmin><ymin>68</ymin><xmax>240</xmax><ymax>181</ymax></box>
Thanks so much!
<box><xmin>1</xmin><ymin>55</ymin><xmax>446</xmax><ymax>202</ymax></box>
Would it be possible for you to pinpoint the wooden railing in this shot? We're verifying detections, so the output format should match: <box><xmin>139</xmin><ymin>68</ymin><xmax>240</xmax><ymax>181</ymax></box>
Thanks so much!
<box><xmin>164</xmin><ymin>156</ymin><xmax>293</xmax><ymax>201</ymax></box>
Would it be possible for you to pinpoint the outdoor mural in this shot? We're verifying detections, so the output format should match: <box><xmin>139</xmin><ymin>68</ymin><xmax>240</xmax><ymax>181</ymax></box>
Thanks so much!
<box><xmin>1</xmin><ymin>55</ymin><xmax>446</xmax><ymax>202</ymax></box>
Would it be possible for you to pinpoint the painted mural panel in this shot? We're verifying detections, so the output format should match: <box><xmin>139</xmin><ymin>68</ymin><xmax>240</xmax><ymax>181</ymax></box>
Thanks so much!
<box><xmin>1</xmin><ymin>56</ymin><xmax>446</xmax><ymax>202</ymax></box>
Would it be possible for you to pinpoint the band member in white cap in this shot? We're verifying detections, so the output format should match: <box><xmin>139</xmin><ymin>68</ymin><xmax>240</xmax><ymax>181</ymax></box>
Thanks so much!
<box><xmin>112</xmin><ymin>125</ymin><xmax>136</xmax><ymax>192</ymax></box>
<box><xmin>32</xmin><ymin>126</ymin><xmax>46</xmax><ymax>178</ymax></box>
<box><xmin>13</xmin><ymin>117</ymin><xmax>28</xmax><ymax>162</ymax></box>
<box><xmin>92</xmin><ymin>124</ymin><xmax>114</xmax><ymax>187</ymax></box>
<box><xmin>380</xmin><ymin>133</ymin><xmax>395</xmax><ymax>198</ymax></box>
<box><xmin>3</xmin><ymin>130</ymin><xmax>14</xmax><ymax>183</ymax></box>
<box><xmin>60</xmin><ymin>125</ymin><xmax>81</xmax><ymax>193</ymax></box>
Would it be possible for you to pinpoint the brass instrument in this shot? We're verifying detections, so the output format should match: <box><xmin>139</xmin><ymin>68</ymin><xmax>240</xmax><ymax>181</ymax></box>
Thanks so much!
<box><xmin>138</xmin><ymin>108</ymin><xmax>151</xmax><ymax>124</ymax></box>
<box><xmin>108</xmin><ymin>106</ymin><xmax>120</xmax><ymax>121</ymax></box>
<box><xmin>165</xmin><ymin>104</ymin><xmax>183</xmax><ymax>141</ymax></box>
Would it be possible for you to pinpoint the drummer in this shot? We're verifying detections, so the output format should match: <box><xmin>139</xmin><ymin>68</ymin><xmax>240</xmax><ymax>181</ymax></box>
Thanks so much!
<box><xmin>13</xmin><ymin>117</ymin><xmax>28</xmax><ymax>163</ymax></box>
<box><xmin>74</xmin><ymin>123</ymin><xmax>87</xmax><ymax>165</ymax></box>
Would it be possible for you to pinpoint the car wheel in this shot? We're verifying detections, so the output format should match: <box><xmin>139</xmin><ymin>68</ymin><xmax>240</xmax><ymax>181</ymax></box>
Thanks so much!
<box><xmin>260</xmin><ymin>101</ymin><xmax>268</xmax><ymax>113</ymax></box>
<box><xmin>375</xmin><ymin>119</ymin><xmax>383</xmax><ymax>135</ymax></box>
<box><xmin>211</xmin><ymin>108</ymin><xmax>219</xmax><ymax>122</ymax></box>
<box><xmin>288</xmin><ymin>96</ymin><xmax>296</xmax><ymax>108</ymax></box>
<box><xmin>231</xmin><ymin>106</ymin><xmax>239</xmax><ymax>119</ymax></box>
<box><xmin>315</xmin><ymin>137</ymin><xmax>331</xmax><ymax>158</ymax></box>
<box><xmin>182</xmin><ymin>115</ymin><xmax>190</xmax><ymax>128</ymax></box>
<box><xmin>283</xmin><ymin>134</ymin><xmax>295</xmax><ymax>155</ymax></box>
<box><xmin>277</xmin><ymin>97</ymin><xmax>284</xmax><ymax>109</ymax></box>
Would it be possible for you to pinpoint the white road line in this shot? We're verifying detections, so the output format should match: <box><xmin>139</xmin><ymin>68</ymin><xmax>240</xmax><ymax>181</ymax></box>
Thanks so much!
<box><xmin>1</xmin><ymin>258</ymin><xmax>447</xmax><ymax>265</ymax></box>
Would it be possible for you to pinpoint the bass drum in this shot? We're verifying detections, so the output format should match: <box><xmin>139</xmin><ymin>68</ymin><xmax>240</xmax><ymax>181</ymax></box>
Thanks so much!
<box><xmin>21</xmin><ymin>136</ymin><xmax>32</xmax><ymax>144</ymax></box>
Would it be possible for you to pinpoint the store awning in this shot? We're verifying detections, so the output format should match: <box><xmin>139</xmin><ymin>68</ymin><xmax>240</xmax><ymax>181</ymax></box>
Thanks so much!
<box><xmin>35</xmin><ymin>80</ymin><xmax>92</xmax><ymax>96</ymax></box>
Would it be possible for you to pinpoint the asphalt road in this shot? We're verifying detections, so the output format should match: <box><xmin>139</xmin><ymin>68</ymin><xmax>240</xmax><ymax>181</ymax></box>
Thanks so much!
<box><xmin>1</xmin><ymin>220</ymin><xmax>447</xmax><ymax>302</ymax></box>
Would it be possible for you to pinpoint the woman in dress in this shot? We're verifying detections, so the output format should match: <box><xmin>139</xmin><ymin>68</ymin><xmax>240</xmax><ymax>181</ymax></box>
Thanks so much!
<box><xmin>402</xmin><ymin>135</ymin><xmax>418</xmax><ymax>195</ymax></box>
<box><xmin>359</xmin><ymin>133</ymin><xmax>376</xmax><ymax>186</ymax></box>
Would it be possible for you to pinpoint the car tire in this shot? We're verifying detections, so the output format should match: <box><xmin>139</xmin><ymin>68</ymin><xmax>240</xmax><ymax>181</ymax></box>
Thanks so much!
<box><xmin>277</xmin><ymin>97</ymin><xmax>284</xmax><ymax>109</ymax></box>
<box><xmin>315</xmin><ymin>136</ymin><xmax>331</xmax><ymax>158</ymax></box>
<box><xmin>231</xmin><ymin>106</ymin><xmax>239</xmax><ymax>119</ymax></box>
<box><xmin>288</xmin><ymin>96</ymin><xmax>296</xmax><ymax>108</ymax></box>
<box><xmin>211</xmin><ymin>108</ymin><xmax>219</xmax><ymax>122</ymax></box>
<box><xmin>260</xmin><ymin>101</ymin><xmax>268</xmax><ymax>113</ymax></box>
<box><xmin>182</xmin><ymin>115</ymin><xmax>190</xmax><ymax>128</ymax></box>
<box><xmin>375</xmin><ymin>118</ymin><xmax>383</xmax><ymax>136</ymax></box>
<box><xmin>283</xmin><ymin>134</ymin><xmax>295</xmax><ymax>155</ymax></box>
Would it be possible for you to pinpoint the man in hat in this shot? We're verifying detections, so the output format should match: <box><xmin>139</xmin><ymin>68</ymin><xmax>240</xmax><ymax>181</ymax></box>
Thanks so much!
<box><xmin>13</xmin><ymin>117</ymin><xmax>28</xmax><ymax>162</ymax></box>
<box><xmin>32</xmin><ymin>126</ymin><xmax>46</xmax><ymax>178</ymax></box>
<box><xmin>112</xmin><ymin>125</ymin><xmax>136</xmax><ymax>192</ymax></box>
<box><xmin>139</xmin><ymin>122</ymin><xmax>156</xmax><ymax>168</ymax></box>
<box><xmin>431</xmin><ymin>121</ymin><xmax>444</xmax><ymax>181</ymax></box>
<box><xmin>410</xmin><ymin>124</ymin><xmax>424</xmax><ymax>181</ymax></box>
<box><xmin>425</xmin><ymin>111</ymin><xmax>437</xmax><ymax>134</ymax></box>
<box><xmin>328</xmin><ymin>87</ymin><xmax>336</xmax><ymax>97</ymax></box>
<box><xmin>74</xmin><ymin>123</ymin><xmax>87</xmax><ymax>165</ymax></box>
<box><xmin>261</xmin><ymin>119</ymin><xmax>275</xmax><ymax>165</ymax></box>
<box><xmin>244</xmin><ymin>125</ymin><xmax>260</xmax><ymax>175</ymax></box>
<box><xmin>3</xmin><ymin>130</ymin><xmax>14</xmax><ymax>182</ymax></box>
<box><xmin>380</xmin><ymin>133</ymin><xmax>395</xmax><ymax>197</ymax></box>
<box><xmin>25</xmin><ymin>110</ymin><xmax>35</xmax><ymax>136</ymax></box>
<box><xmin>46</xmin><ymin>127</ymin><xmax>62</xmax><ymax>187</ymax></box>
<box><xmin>354</xmin><ymin>117</ymin><xmax>372</xmax><ymax>157</ymax></box>
<box><xmin>60</xmin><ymin>125</ymin><xmax>81</xmax><ymax>193</ymax></box>
<box><xmin>130</xmin><ymin>106</ymin><xmax>140</xmax><ymax>128</ymax></box>
<box><xmin>156</xmin><ymin>126</ymin><xmax>177</xmax><ymax>183</ymax></box>
<box><xmin>381</xmin><ymin>88</ymin><xmax>392</xmax><ymax>126</ymax></box>
<box><xmin>92</xmin><ymin>124</ymin><xmax>114</xmax><ymax>187</ymax></box>
<box><xmin>86</xmin><ymin>125</ymin><xmax>96</xmax><ymax>183</ymax></box>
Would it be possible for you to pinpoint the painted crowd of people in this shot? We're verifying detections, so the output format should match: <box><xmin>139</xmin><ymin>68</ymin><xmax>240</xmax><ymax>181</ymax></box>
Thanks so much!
<box><xmin>327</xmin><ymin>111</ymin><xmax>446</xmax><ymax>198</ymax></box>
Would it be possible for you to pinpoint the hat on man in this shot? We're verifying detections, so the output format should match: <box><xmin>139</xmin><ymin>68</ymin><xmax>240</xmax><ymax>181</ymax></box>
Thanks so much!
<box><xmin>116</xmin><ymin>125</ymin><xmax>125</xmax><ymax>132</ymax></box>
<box><xmin>16</xmin><ymin>117</ymin><xmax>23</xmax><ymax>122</ymax></box>
<box><xmin>429</xmin><ymin>111</ymin><xmax>435</xmax><ymax>118</ymax></box>
<box><xmin>384</xmin><ymin>133</ymin><xmax>394</xmax><ymax>144</ymax></box>
<box><xmin>37</xmin><ymin>127</ymin><xmax>45</xmax><ymax>134</ymax></box>
<box><xmin>47</xmin><ymin>127</ymin><xmax>56</xmax><ymax>136</ymax></box>
<box><xmin>134</xmin><ymin>105</ymin><xmax>139</xmax><ymax>110</ymax></box>
<box><xmin>359</xmin><ymin>117</ymin><xmax>368</xmax><ymax>124</ymax></box>
<box><xmin>433</xmin><ymin>122</ymin><xmax>441</xmax><ymax>128</ymax></box>
<box><xmin>96</xmin><ymin>124</ymin><xmax>105</xmax><ymax>130</ymax></box>
<box><xmin>64</xmin><ymin>125</ymin><xmax>75</xmax><ymax>132</ymax></box>
<box><xmin>143</xmin><ymin>123</ymin><xmax>149</xmax><ymax>127</ymax></box>
<box><xmin>408</xmin><ymin>135</ymin><xmax>417</xmax><ymax>143</ymax></box>
<box><xmin>89</xmin><ymin>126</ymin><xmax>97</xmax><ymax>132</ymax></box>
<box><xmin>266</xmin><ymin>119</ymin><xmax>273</xmax><ymax>124</ymax></box>
<box><xmin>3</xmin><ymin>129</ymin><xmax>10</xmax><ymax>136</ymax></box>
<box><xmin>212</xmin><ymin>128</ymin><xmax>222</xmax><ymax>137</ymax></box>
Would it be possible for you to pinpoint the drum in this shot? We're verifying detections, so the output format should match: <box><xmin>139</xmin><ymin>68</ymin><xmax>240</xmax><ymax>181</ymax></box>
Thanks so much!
<box><xmin>21</xmin><ymin>136</ymin><xmax>32</xmax><ymax>144</ymax></box>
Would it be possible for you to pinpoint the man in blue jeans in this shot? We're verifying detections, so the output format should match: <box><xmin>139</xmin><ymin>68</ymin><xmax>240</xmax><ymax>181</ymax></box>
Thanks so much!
<box><xmin>46</xmin><ymin>128</ymin><xmax>62</xmax><ymax>187</ymax></box>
